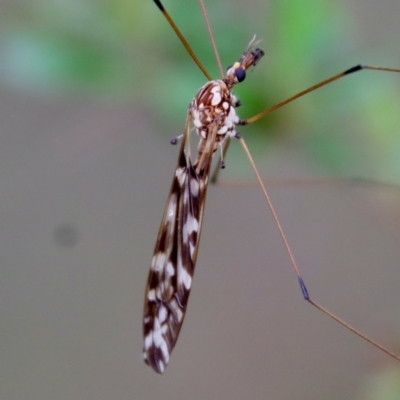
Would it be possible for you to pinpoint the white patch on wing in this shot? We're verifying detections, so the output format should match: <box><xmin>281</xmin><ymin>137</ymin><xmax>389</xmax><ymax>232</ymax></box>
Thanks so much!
<box><xmin>147</xmin><ymin>289</ymin><xmax>156</xmax><ymax>301</ymax></box>
<box><xmin>161</xmin><ymin>323</ymin><xmax>169</xmax><ymax>335</ymax></box>
<box><xmin>189</xmin><ymin>243</ymin><xmax>195</xmax><ymax>258</ymax></box>
<box><xmin>157</xmin><ymin>359</ymin><xmax>165</xmax><ymax>374</ymax></box>
<box><xmin>183</xmin><ymin>185</ymin><xmax>189</xmax><ymax>206</ymax></box>
<box><xmin>190</xmin><ymin>178</ymin><xmax>199</xmax><ymax>197</ymax></box>
<box><xmin>166</xmin><ymin>193</ymin><xmax>177</xmax><ymax>220</ymax></box>
<box><xmin>152</xmin><ymin>252</ymin><xmax>166</xmax><ymax>273</ymax></box>
<box><xmin>175</xmin><ymin>167</ymin><xmax>186</xmax><ymax>187</ymax></box>
<box><xmin>160</xmin><ymin>340</ymin><xmax>169</xmax><ymax>364</ymax></box>
<box><xmin>144</xmin><ymin>332</ymin><xmax>153</xmax><ymax>349</ymax></box>
<box><xmin>182</xmin><ymin>222</ymin><xmax>189</xmax><ymax>243</ymax></box>
<box><xmin>166</xmin><ymin>262</ymin><xmax>175</xmax><ymax>278</ymax></box>
<box><xmin>152</xmin><ymin>318</ymin><xmax>163</xmax><ymax>347</ymax></box>
<box><xmin>175</xmin><ymin>305</ymin><xmax>183</xmax><ymax>322</ymax></box>
<box><xmin>158</xmin><ymin>305</ymin><xmax>167</xmax><ymax>323</ymax></box>
<box><xmin>178</xmin><ymin>264</ymin><xmax>192</xmax><ymax>289</ymax></box>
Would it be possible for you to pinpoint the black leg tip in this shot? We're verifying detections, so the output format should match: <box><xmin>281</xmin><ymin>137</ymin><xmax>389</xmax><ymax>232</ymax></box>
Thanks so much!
<box><xmin>344</xmin><ymin>65</ymin><xmax>363</xmax><ymax>75</ymax></box>
<box><xmin>153</xmin><ymin>0</ymin><xmax>165</xmax><ymax>11</ymax></box>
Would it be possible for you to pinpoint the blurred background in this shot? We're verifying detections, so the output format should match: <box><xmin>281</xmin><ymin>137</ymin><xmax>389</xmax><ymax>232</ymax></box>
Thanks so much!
<box><xmin>1</xmin><ymin>0</ymin><xmax>400</xmax><ymax>399</ymax></box>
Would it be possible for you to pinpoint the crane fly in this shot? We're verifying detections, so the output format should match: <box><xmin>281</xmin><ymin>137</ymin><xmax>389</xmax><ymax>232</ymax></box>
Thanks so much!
<box><xmin>142</xmin><ymin>0</ymin><xmax>400</xmax><ymax>374</ymax></box>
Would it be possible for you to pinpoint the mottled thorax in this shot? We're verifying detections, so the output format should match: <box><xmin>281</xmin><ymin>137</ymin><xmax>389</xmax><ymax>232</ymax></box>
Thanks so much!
<box><xmin>190</xmin><ymin>79</ymin><xmax>240</xmax><ymax>153</ymax></box>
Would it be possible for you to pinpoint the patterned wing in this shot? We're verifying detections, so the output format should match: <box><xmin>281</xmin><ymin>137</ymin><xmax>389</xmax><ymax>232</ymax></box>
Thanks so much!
<box><xmin>143</xmin><ymin>119</ymin><xmax>217</xmax><ymax>374</ymax></box>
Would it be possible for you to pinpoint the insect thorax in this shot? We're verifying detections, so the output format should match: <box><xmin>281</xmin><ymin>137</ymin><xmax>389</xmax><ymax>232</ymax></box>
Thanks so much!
<box><xmin>189</xmin><ymin>80</ymin><xmax>240</xmax><ymax>152</ymax></box>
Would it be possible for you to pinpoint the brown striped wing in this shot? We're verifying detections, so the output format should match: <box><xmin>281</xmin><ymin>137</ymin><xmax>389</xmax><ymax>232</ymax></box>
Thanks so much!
<box><xmin>143</xmin><ymin>118</ymin><xmax>217</xmax><ymax>373</ymax></box>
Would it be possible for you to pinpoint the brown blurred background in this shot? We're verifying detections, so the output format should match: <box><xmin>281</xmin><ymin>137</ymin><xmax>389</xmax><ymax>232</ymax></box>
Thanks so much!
<box><xmin>1</xmin><ymin>0</ymin><xmax>400</xmax><ymax>399</ymax></box>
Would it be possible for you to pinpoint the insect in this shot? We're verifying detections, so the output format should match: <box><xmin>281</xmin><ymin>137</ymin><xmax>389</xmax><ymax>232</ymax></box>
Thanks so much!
<box><xmin>143</xmin><ymin>0</ymin><xmax>400</xmax><ymax>374</ymax></box>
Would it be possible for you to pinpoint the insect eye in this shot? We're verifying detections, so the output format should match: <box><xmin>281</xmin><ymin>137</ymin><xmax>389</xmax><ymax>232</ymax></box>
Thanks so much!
<box><xmin>235</xmin><ymin>67</ymin><xmax>246</xmax><ymax>82</ymax></box>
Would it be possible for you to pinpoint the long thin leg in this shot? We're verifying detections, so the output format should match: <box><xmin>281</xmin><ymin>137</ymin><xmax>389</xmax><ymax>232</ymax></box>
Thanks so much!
<box><xmin>238</xmin><ymin>135</ymin><xmax>400</xmax><ymax>362</ymax></box>
<box><xmin>198</xmin><ymin>0</ymin><xmax>224</xmax><ymax>78</ymax></box>
<box><xmin>216</xmin><ymin>176</ymin><xmax>400</xmax><ymax>190</ymax></box>
<box><xmin>152</xmin><ymin>0</ymin><xmax>212</xmax><ymax>80</ymax></box>
<box><xmin>241</xmin><ymin>65</ymin><xmax>400</xmax><ymax>125</ymax></box>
